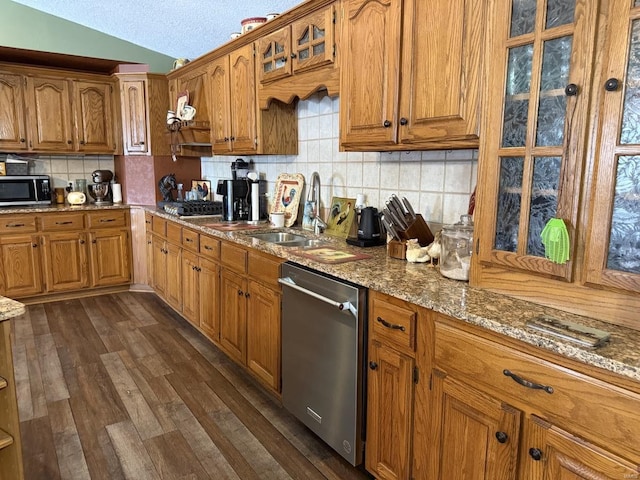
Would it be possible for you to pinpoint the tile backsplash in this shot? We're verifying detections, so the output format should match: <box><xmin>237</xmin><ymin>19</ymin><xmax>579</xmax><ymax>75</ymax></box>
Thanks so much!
<box><xmin>28</xmin><ymin>155</ymin><xmax>116</xmax><ymax>189</ymax></box>
<box><xmin>201</xmin><ymin>93</ymin><xmax>477</xmax><ymax>225</ymax></box>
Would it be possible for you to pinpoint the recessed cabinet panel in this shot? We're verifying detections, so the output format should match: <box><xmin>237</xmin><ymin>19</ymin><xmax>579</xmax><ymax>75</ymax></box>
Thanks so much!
<box><xmin>73</xmin><ymin>80</ymin><xmax>116</xmax><ymax>152</ymax></box>
<box><xmin>26</xmin><ymin>76</ymin><xmax>74</xmax><ymax>151</ymax></box>
<box><xmin>121</xmin><ymin>80</ymin><xmax>149</xmax><ymax>154</ymax></box>
<box><xmin>0</xmin><ymin>72</ymin><xmax>28</xmax><ymax>151</ymax></box>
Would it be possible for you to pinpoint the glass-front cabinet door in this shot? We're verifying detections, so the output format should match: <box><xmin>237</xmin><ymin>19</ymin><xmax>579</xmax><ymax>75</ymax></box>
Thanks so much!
<box><xmin>585</xmin><ymin>0</ymin><xmax>640</xmax><ymax>294</ymax></box>
<box><xmin>476</xmin><ymin>0</ymin><xmax>597</xmax><ymax>280</ymax></box>
<box><xmin>291</xmin><ymin>4</ymin><xmax>335</xmax><ymax>74</ymax></box>
<box><xmin>257</xmin><ymin>27</ymin><xmax>292</xmax><ymax>84</ymax></box>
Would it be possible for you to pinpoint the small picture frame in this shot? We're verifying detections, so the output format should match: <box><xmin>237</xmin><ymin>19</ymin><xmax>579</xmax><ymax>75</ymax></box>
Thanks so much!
<box><xmin>176</xmin><ymin>90</ymin><xmax>190</xmax><ymax>120</ymax></box>
<box><xmin>191</xmin><ymin>179</ymin><xmax>211</xmax><ymax>201</ymax></box>
<box><xmin>0</xmin><ymin>162</ymin><xmax>5</xmax><ymax>176</ymax></box>
<box><xmin>325</xmin><ymin>196</ymin><xmax>356</xmax><ymax>239</ymax></box>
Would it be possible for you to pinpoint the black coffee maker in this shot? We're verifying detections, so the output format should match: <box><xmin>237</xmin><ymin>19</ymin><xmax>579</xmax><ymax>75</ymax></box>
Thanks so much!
<box><xmin>216</xmin><ymin>179</ymin><xmax>267</xmax><ymax>221</ymax></box>
<box><xmin>347</xmin><ymin>206</ymin><xmax>386</xmax><ymax>247</ymax></box>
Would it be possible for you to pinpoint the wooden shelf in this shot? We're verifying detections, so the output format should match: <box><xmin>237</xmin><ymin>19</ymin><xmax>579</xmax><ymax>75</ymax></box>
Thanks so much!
<box><xmin>0</xmin><ymin>376</ymin><xmax>7</xmax><ymax>390</ymax></box>
<box><xmin>0</xmin><ymin>429</ymin><xmax>14</xmax><ymax>450</ymax></box>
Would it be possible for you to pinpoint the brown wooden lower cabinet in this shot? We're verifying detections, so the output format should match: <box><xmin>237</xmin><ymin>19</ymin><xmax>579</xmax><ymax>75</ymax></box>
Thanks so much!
<box><xmin>0</xmin><ymin>211</ymin><xmax>132</xmax><ymax>299</ymax></box>
<box><xmin>219</xmin><ymin>267</ymin><xmax>247</xmax><ymax>364</ymax></box>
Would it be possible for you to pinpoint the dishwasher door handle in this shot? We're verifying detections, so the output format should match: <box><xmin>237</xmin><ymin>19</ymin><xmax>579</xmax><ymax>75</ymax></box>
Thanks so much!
<box><xmin>279</xmin><ymin>277</ymin><xmax>357</xmax><ymax>318</ymax></box>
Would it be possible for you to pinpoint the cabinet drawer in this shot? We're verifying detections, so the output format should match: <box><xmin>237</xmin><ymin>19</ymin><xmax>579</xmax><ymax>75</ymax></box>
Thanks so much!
<box><xmin>87</xmin><ymin>210</ymin><xmax>127</xmax><ymax>229</ymax></box>
<box><xmin>166</xmin><ymin>222</ymin><xmax>182</xmax><ymax>244</ymax></box>
<box><xmin>199</xmin><ymin>235</ymin><xmax>220</xmax><ymax>260</ymax></box>
<box><xmin>182</xmin><ymin>228</ymin><xmax>199</xmax><ymax>252</ymax></box>
<box><xmin>40</xmin><ymin>213</ymin><xmax>84</xmax><ymax>231</ymax></box>
<box><xmin>248</xmin><ymin>250</ymin><xmax>282</xmax><ymax>287</ymax></box>
<box><xmin>0</xmin><ymin>215</ymin><xmax>37</xmax><ymax>234</ymax></box>
<box><xmin>370</xmin><ymin>294</ymin><xmax>417</xmax><ymax>354</ymax></box>
<box><xmin>152</xmin><ymin>216</ymin><xmax>166</xmax><ymax>236</ymax></box>
<box><xmin>435</xmin><ymin>322</ymin><xmax>640</xmax><ymax>461</ymax></box>
<box><xmin>220</xmin><ymin>242</ymin><xmax>247</xmax><ymax>273</ymax></box>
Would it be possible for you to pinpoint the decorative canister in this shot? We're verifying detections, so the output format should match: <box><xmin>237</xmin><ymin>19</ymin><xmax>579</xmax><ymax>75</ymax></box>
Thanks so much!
<box><xmin>440</xmin><ymin>214</ymin><xmax>474</xmax><ymax>281</ymax></box>
<box><xmin>241</xmin><ymin>17</ymin><xmax>267</xmax><ymax>34</ymax></box>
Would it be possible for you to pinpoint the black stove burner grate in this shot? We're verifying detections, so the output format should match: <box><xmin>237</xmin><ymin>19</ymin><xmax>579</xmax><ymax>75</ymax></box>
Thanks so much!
<box><xmin>164</xmin><ymin>201</ymin><xmax>223</xmax><ymax>216</ymax></box>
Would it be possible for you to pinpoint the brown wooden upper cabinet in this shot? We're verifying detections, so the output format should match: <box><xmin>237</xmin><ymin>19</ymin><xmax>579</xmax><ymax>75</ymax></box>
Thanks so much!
<box><xmin>208</xmin><ymin>44</ymin><xmax>297</xmax><ymax>156</ymax></box>
<box><xmin>339</xmin><ymin>0</ymin><xmax>484</xmax><ymax>151</ymax></box>
<box><xmin>257</xmin><ymin>4</ymin><xmax>336</xmax><ymax>84</ymax></box>
<box><xmin>117</xmin><ymin>73</ymin><xmax>171</xmax><ymax>156</ymax></box>
<box><xmin>0</xmin><ymin>72</ymin><xmax>28</xmax><ymax>151</ymax></box>
<box><xmin>473</xmin><ymin>0</ymin><xmax>640</xmax><ymax>329</ymax></box>
<box><xmin>0</xmin><ymin>64</ymin><xmax>118</xmax><ymax>154</ymax></box>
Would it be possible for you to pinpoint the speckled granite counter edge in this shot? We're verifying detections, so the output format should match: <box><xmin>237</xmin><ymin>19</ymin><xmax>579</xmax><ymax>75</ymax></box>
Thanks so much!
<box><xmin>0</xmin><ymin>296</ymin><xmax>25</xmax><ymax>321</ymax></box>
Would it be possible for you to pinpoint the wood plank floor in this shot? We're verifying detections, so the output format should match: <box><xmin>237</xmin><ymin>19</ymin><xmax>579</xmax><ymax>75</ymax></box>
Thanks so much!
<box><xmin>11</xmin><ymin>292</ymin><xmax>373</xmax><ymax>480</ymax></box>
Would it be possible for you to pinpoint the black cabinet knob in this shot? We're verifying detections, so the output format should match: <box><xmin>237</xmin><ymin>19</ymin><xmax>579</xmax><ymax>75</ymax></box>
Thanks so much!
<box><xmin>495</xmin><ymin>431</ymin><xmax>508</xmax><ymax>443</ymax></box>
<box><xmin>238</xmin><ymin>289</ymin><xmax>243</xmax><ymax>296</ymax></box>
<box><xmin>230</xmin><ymin>136</ymin><xmax>235</xmax><ymax>141</ymax></box>
<box><xmin>369</xmin><ymin>361</ymin><xmax>378</xmax><ymax>370</ymax></box>
<box><xmin>245</xmin><ymin>292</ymin><xmax>250</xmax><ymax>298</ymax></box>
<box><xmin>224</xmin><ymin>137</ymin><xmax>229</xmax><ymax>142</ymax></box>
<box><xmin>605</xmin><ymin>78</ymin><xmax>620</xmax><ymax>92</ymax></box>
<box><xmin>529</xmin><ymin>448</ymin><xmax>542</xmax><ymax>461</ymax></box>
<box><xmin>290</xmin><ymin>53</ymin><xmax>297</xmax><ymax>59</ymax></box>
<box><xmin>383</xmin><ymin>120</ymin><xmax>391</xmax><ymax>128</ymax></box>
<box><xmin>80</xmin><ymin>140</ymin><xmax>85</xmax><ymax>145</ymax></box>
<box><xmin>32</xmin><ymin>243</ymin><xmax>38</xmax><ymax>248</ymax></box>
<box><xmin>399</xmin><ymin>117</ymin><xmax>408</xmax><ymax>125</ymax></box>
<box><xmin>564</xmin><ymin>83</ymin><xmax>578</xmax><ymax>96</ymax></box>
<box><xmin>140</xmin><ymin>141</ymin><xmax>145</xmax><ymax>145</ymax></box>
<box><xmin>20</xmin><ymin>138</ymin><xmax>25</xmax><ymax>143</ymax></box>
<box><xmin>67</xmin><ymin>140</ymin><xmax>72</xmax><ymax>144</ymax></box>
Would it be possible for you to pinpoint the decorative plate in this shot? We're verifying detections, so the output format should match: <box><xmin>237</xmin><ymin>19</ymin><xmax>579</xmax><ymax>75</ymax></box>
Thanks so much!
<box><xmin>271</xmin><ymin>173</ymin><xmax>304</xmax><ymax>227</ymax></box>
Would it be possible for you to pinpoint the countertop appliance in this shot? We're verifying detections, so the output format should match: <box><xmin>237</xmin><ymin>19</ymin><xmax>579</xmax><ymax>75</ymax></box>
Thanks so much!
<box><xmin>279</xmin><ymin>263</ymin><xmax>367</xmax><ymax>466</ymax></box>
<box><xmin>347</xmin><ymin>206</ymin><xmax>386</xmax><ymax>247</ymax></box>
<box><xmin>217</xmin><ymin>178</ymin><xmax>266</xmax><ymax>221</ymax></box>
<box><xmin>88</xmin><ymin>169</ymin><xmax>114</xmax><ymax>205</ymax></box>
<box><xmin>0</xmin><ymin>175</ymin><xmax>51</xmax><ymax>207</ymax></box>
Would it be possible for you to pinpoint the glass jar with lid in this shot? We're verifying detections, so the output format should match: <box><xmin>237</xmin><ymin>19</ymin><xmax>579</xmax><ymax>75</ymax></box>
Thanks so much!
<box><xmin>440</xmin><ymin>214</ymin><xmax>474</xmax><ymax>281</ymax></box>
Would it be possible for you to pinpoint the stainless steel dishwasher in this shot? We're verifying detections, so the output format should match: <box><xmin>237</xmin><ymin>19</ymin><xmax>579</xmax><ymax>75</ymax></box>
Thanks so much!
<box><xmin>278</xmin><ymin>262</ymin><xmax>367</xmax><ymax>466</ymax></box>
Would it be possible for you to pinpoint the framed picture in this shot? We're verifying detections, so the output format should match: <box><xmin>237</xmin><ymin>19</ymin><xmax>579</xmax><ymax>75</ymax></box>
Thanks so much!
<box><xmin>325</xmin><ymin>196</ymin><xmax>356</xmax><ymax>239</ymax></box>
<box><xmin>176</xmin><ymin>90</ymin><xmax>189</xmax><ymax>120</ymax></box>
<box><xmin>191</xmin><ymin>179</ymin><xmax>211</xmax><ymax>200</ymax></box>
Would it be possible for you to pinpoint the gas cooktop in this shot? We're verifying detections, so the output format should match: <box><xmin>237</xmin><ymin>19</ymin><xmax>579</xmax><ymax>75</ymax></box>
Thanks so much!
<box><xmin>163</xmin><ymin>200</ymin><xmax>222</xmax><ymax>217</ymax></box>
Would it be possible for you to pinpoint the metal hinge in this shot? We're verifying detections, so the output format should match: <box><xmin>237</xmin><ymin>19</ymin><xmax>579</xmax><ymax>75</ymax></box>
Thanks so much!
<box><xmin>332</xmin><ymin>10</ymin><xmax>336</xmax><ymax>24</ymax></box>
<box><xmin>413</xmin><ymin>367</ymin><xmax>419</xmax><ymax>384</ymax></box>
<box><xmin>333</xmin><ymin>44</ymin><xmax>336</xmax><ymax>57</ymax></box>
<box><xmin>429</xmin><ymin>372</ymin><xmax>433</xmax><ymax>390</ymax></box>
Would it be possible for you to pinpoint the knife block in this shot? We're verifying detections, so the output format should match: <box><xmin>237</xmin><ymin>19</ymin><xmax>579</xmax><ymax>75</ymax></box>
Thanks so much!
<box><xmin>397</xmin><ymin>214</ymin><xmax>434</xmax><ymax>246</ymax></box>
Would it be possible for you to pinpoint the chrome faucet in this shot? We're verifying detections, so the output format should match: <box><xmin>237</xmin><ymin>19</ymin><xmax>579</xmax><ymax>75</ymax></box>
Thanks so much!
<box><xmin>308</xmin><ymin>172</ymin><xmax>327</xmax><ymax>234</ymax></box>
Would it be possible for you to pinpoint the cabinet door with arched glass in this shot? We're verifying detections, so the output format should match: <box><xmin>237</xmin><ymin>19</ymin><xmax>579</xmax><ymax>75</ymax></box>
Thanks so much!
<box><xmin>585</xmin><ymin>0</ymin><xmax>640</xmax><ymax>294</ymax></box>
<box><xmin>476</xmin><ymin>0</ymin><xmax>597</xmax><ymax>280</ymax></box>
<box><xmin>291</xmin><ymin>4</ymin><xmax>335</xmax><ymax>74</ymax></box>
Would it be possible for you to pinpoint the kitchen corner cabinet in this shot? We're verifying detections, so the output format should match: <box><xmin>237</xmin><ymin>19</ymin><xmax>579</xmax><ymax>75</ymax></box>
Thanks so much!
<box><xmin>472</xmin><ymin>0</ymin><xmax>640</xmax><ymax>329</ymax></box>
<box><xmin>426</xmin><ymin>315</ymin><xmax>640</xmax><ymax>480</ymax></box>
<box><xmin>340</xmin><ymin>0</ymin><xmax>483</xmax><ymax>151</ymax></box>
<box><xmin>0</xmin><ymin>72</ymin><xmax>28</xmax><ymax>151</ymax></box>
<box><xmin>208</xmin><ymin>46</ymin><xmax>297</xmax><ymax>156</ymax></box>
<box><xmin>117</xmin><ymin>73</ymin><xmax>170</xmax><ymax>155</ymax></box>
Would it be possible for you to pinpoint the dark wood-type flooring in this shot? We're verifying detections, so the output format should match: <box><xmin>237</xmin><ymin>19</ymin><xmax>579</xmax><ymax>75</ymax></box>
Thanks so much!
<box><xmin>11</xmin><ymin>292</ymin><xmax>372</xmax><ymax>480</ymax></box>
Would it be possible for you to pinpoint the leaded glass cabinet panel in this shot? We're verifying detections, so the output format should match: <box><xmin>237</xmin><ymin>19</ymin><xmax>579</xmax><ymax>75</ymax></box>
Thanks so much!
<box><xmin>585</xmin><ymin>0</ymin><xmax>640</xmax><ymax>293</ymax></box>
<box><xmin>475</xmin><ymin>0</ymin><xmax>597</xmax><ymax>280</ymax></box>
<box><xmin>257</xmin><ymin>27</ymin><xmax>292</xmax><ymax>84</ymax></box>
<box><xmin>291</xmin><ymin>4</ymin><xmax>335</xmax><ymax>74</ymax></box>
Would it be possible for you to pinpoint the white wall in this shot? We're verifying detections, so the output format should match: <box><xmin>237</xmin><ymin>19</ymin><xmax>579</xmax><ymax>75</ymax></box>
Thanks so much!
<box><xmin>201</xmin><ymin>93</ymin><xmax>477</xmax><ymax>225</ymax></box>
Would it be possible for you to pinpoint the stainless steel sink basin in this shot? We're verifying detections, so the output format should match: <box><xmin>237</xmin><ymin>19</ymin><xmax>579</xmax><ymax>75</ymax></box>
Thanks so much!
<box><xmin>246</xmin><ymin>231</ymin><xmax>327</xmax><ymax>247</ymax></box>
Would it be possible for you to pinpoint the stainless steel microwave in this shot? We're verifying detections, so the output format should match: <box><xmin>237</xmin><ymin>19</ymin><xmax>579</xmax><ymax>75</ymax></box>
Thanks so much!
<box><xmin>0</xmin><ymin>175</ymin><xmax>52</xmax><ymax>207</ymax></box>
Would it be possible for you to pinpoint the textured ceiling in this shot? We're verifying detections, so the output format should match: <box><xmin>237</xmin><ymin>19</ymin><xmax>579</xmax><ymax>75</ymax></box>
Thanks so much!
<box><xmin>12</xmin><ymin>0</ymin><xmax>302</xmax><ymax>60</ymax></box>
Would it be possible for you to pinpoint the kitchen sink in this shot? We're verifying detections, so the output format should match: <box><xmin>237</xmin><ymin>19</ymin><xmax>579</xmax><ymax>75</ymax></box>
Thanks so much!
<box><xmin>246</xmin><ymin>232</ymin><xmax>327</xmax><ymax>247</ymax></box>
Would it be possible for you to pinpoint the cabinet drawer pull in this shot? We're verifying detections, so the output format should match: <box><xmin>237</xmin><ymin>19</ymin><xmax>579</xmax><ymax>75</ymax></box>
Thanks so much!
<box><xmin>99</xmin><ymin>218</ymin><xmax>116</xmax><ymax>223</ymax></box>
<box><xmin>6</xmin><ymin>223</ymin><xmax>25</xmax><ymax>228</ymax></box>
<box><xmin>495</xmin><ymin>431</ymin><xmax>508</xmax><ymax>443</ymax></box>
<box><xmin>369</xmin><ymin>361</ymin><xmax>378</xmax><ymax>370</ymax></box>
<box><xmin>185</xmin><ymin>238</ymin><xmax>193</xmax><ymax>242</ymax></box>
<box><xmin>79</xmin><ymin>239</ymin><xmax>85</xmax><ymax>244</ymax></box>
<box><xmin>238</xmin><ymin>289</ymin><xmax>243</xmax><ymax>296</ymax></box>
<box><xmin>376</xmin><ymin>316</ymin><xmax>405</xmax><ymax>331</ymax></box>
<box><xmin>503</xmin><ymin>369</ymin><xmax>554</xmax><ymax>394</ymax></box>
<box><xmin>55</xmin><ymin>221</ymin><xmax>73</xmax><ymax>225</ymax></box>
<box><xmin>204</xmin><ymin>245</ymin><xmax>213</xmax><ymax>251</ymax></box>
<box><xmin>32</xmin><ymin>243</ymin><xmax>38</xmax><ymax>248</ymax></box>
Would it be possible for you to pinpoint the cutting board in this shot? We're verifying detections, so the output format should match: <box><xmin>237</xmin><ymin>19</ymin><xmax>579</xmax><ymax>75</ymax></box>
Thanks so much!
<box><xmin>290</xmin><ymin>246</ymin><xmax>372</xmax><ymax>264</ymax></box>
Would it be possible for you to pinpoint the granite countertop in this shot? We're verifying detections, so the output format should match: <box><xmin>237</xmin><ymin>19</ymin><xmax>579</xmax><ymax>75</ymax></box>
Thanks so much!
<box><xmin>0</xmin><ymin>296</ymin><xmax>25</xmax><ymax>322</ymax></box>
<box><xmin>152</xmin><ymin>209</ymin><xmax>640</xmax><ymax>384</ymax></box>
<box><xmin>3</xmin><ymin>204</ymin><xmax>639</xmax><ymax>384</ymax></box>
